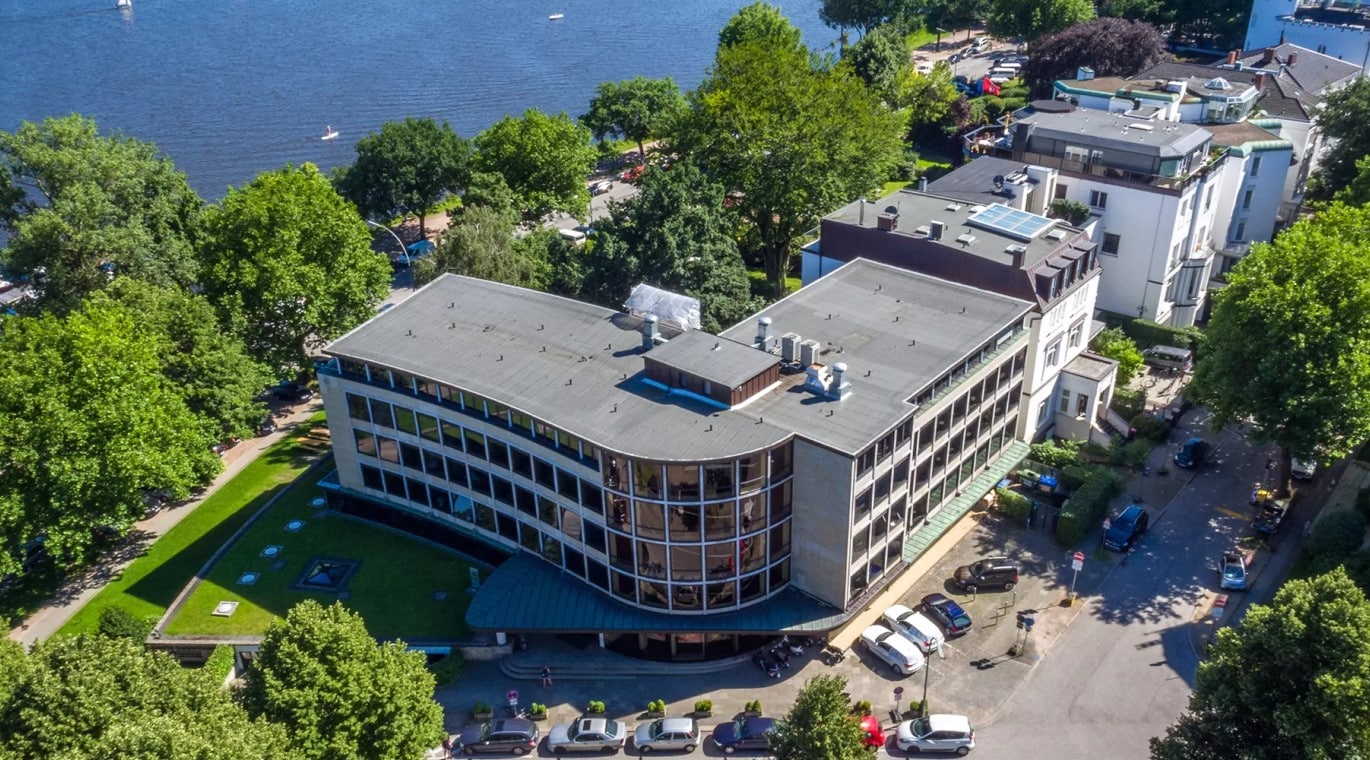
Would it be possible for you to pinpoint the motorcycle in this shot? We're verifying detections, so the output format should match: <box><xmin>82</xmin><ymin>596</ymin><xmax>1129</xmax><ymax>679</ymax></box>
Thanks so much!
<box><xmin>781</xmin><ymin>635</ymin><xmax>805</xmax><ymax>656</ymax></box>
<box><xmin>754</xmin><ymin>649</ymin><xmax>780</xmax><ymax>678</ymax></box>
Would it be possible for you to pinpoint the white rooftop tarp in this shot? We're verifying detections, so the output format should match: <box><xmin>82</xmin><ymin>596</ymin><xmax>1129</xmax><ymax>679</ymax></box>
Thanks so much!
<box><xmin>624</xmin><ymin>283</ymin><xmax>701</xmax><ymax>331</ymax></box>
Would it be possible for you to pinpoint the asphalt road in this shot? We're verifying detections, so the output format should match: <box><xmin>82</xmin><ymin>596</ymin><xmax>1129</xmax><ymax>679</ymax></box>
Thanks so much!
<box><xmin>970</xmin><ymin>412</ymin><xmax>1271</xmax><ymax>759</ymax></box>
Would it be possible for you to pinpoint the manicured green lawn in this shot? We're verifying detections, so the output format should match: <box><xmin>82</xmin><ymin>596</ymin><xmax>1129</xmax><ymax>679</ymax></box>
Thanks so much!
<box><xmin>882</xmin><ymin>181</ymin><xmax>911</xmax><ymax>196</ymax></box>
<box><xmin>165</xmin><ymin>478</ymin><xmax>478</xmax><ymax>639</ymax></box>
<box><xmin>748</xmin><ymin>269</ymin><xmax>803</xmax><ymax>299</ymax></box>
<box><xmin>56</xmin><ymin>418</ymin><xmax>332</xmax><ymax>637</ymax></box>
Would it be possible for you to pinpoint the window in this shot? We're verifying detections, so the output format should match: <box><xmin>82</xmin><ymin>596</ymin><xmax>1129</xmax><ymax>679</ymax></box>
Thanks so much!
<box><xmin>1054</xmin><ymin>182</ymin><xmax>1068</xmax><ymax>200</ymax></box>
<box><xmin>346</xmin><ymin>393</ymin><xmax>370</xmax><ymax>422</ymax></box>
<box><xmin>1058</xmin><ymin>389</ymin><xmax>1071</xmax><ymax>413</ymax></box>
<box><xmin>1234</xmin><ymin>221</ymin><xmax>1246</xmax><ymax>241</ymax></box>
<box><xmin>1037</xmin><ymin>399</ymin><xmax>1048</xmax><ymax>425</ymax></box>
<box><xmin>354</xmin><ymin>430</ymin><xmax>377</xmax><ymax>457</ymax></box>
<box><xmin>361</xmin><ymin>465</ymin><xmax>383</xmax><ymax>491</ymax></box>
<box><xmin>1076</xmin><ymin>392</ymin><xmax>1090</xmax><ymax>417</ymax></box>
<box><xmin>399</xmin><ymin>443</ymin><xmax>421</xmax><ymax>471</ymax></box>
<box><xmin>394</xmin><ymin>407</ymin><xmax>417</xmax><ymax>436</ymax></box>
<box><xmin>463</xmin><ymin>429</ymin><xmax>486</xmax><ymax>460</ymax></box>
<box><xmin>417</xmin><ymin>413</ymin><xmax>440</xmax><ymax>444</ymax></box>
<box><xmin>486</xmin><ymin>439</ymin><xmax>509</xmax><ymax>470</ymax></box>
<box><xmin>1101</xmin><ymin>233</ymin><xmax>1120</xmax><ymax>255</ymax></box>
<box><xmin>1045</xmin><ymin>339</ymin><xmax>1061</xmax><ymax>367</ymax></box>
<box><xmin>510</xmin><ymin>448</ymin><xmax>532</xmax><ymax>478</ymax></box>
<box><xmin>1242</xmin><ymin>189</ymin><xmax>1253</xmax><ymax>209</ymax></box>
<box><xmin>1251</xmin><ymin>156</ymin><xmax>1261</xmax><ymax>176</ymax></box>
<box><xmin>1204</xmin><ymin>184</ymin><xmax>1214</xmax><ymax>211</ymax></box>
<box><xmin>1067</xmin><ymin>321</ymin><xmax>1083</xmax><ymax>349</ymax></box>
<box><xmin>1064</xmin><ymin>145</ymin><xmax>1089</xmax><ymax>163</ymax></box>
<box><xmin>369</xmin><ymin>399</ymin><xmax>394</xmax><ymax>428</ymax></box>
<box><xmin>1089</xmin><ymin>190</ymin><xmax>1108</xmax><ymax>209</ymax></box>
<box><xmin>535</xmin><ymin>460</ymin><xmax>555</xmax><ymax>489</ymax></box>
<box><xmin>441</xmin><ymin>422</ymin><xmax>463</xmax><ymax>452</ymax></box>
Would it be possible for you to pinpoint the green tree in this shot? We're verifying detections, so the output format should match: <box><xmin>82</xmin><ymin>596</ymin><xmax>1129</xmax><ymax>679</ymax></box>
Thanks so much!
<box><xmin>819</xmin><ymin>0</ymin><xmax>907</xmax><ymax>36</ymax></box>
<box><xmin>473</xmin><ymin>109</ymin><xmax>598</xmax><ymax>220</ymax></box>
<box><xmin>198</xmin><ymin>163</ymin><xmax>391</xmax><ymax>377</ymax></box>
<box><xmin>987</xmin><ymin>0</ymin><xmax>1095</xmax><ymax>41</ymax></box>
<box><xmin>414</xmin><ymin>204</ymin><xmax>548</xmax><ymax>290</ymax></box>
<box><xmin>676</xmin><ymin>41</ymin><xmax>904</xmax><ymax>294</ymax></box>
<box><xmin>0</xmin><ymin>301</ymin><xmax>218</xmax><ymax>579</ymax></box>
<box><xmin>898</xmin><ymin>63</ymin><xmax>964</xmax><ymax>142</ymax></box>
<box><xmin>718</xmin><ymin>1</ymin><xmax>805</xmax><ymax>53</ymax></box>
<box><xmin>843</xmin><ymin>25</ymin><xmax>911</xmax><ymax>105</ymax></box>
<box><xmin>1331</xmin><ymin>155</ymin><xmax>1370</xmax><ymax>207</ymax></box>
<box><xmin>1308</xmin><ymin>78</ymin><xmax>1370</xmax><ymax>202</ymax></box>
<box><xmin>243</xmin><ymin>600</ymin><xmax>445</xmax><ymax>760</ymax></box>
<box><xmin>581</xmin><ymin>77</ymin><xmax>687</xmax><ymax>162</ymax></box>
<box><xmin>1090</xmin><ymin>326</ymin><xmax>1143</xmax><ymax>381</ymax></box>
<box><xmin>1189</xmin><ymin>204</ymin><xmax>1370</xmax><ymax>489</ymax></box>
<box><xmin>95</xmin><ymin>279</ymin><xmax>272</xmax><ymax>442</ymax></box>
<box><xmin>584</xmin><ymin>161</ymin><xmax>759</xmax><ymax>332</ymax></box>
<box><xmin>0</xmin><ymin>635</ymin><xmax>287</xmax><ymax>759</ymax></box>
<box><xmin>1152</xmin><ymin>568</ymin><xmax>1370</xmax><ymax>760</ymax></box>
<box><xmin>0</xmin><ymin>115</ymin><xmax>203</xmax><ymax>314</ymax></box>
<box><xmin>769</xmin><ymin>674</ymin><xmax>868</xmax><ymax>760</ymax></box>
<box><xmin>336</xmin><ymin>117</ymin><xmax>472</xmax><ymax>236</ymax></box>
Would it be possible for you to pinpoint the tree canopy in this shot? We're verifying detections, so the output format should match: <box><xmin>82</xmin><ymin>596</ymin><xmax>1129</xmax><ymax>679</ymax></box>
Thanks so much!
<box><xmin>676</xmin><ymin>40</ymin><xmax>904</xmax><ymax>293</ymax></box>
<box><xmin>1151</xmin><ymin>568</ymin><xmax>1370</xmax><ymax>760</ymax></box>
<box><xmin>336</xmin><ymin>117</ymin><xmax>472</xmax><ymax>236</ymax></box>
<box><xmin>1089</xmin><ymin>326</ymin><xmax>1143</xmax><ymax>382</ymax></box>
<box><xmin>94</xmin><ymin>279</ymin><xmax>271</xmax><ymax>443</ymax></box>
<box><xmin>583</xmin><ymin>161</ymin><xmax>758</xmax><ymax>332</ymax></box>
<box><xmin>1189</xmin><ymin>204</ymin><xmax>1370</xmax><ymax>481</ymax></box>
<box><xmin>718</xmin><ymin>2</ymin><xmax>805</xmax><ymax>53</ymax></box>
<box><xmin>0</xmin><ymin>634</ymin><xmax>287</xmax><ymax>760</ymax></box>
<box><xmin>769</xmin><ymin>674</ymin><xmax>869</xmax><ymax>760</ymax></box>
<box><xmin>198</xmin><ymin>163</ymin><xmax>391</xmax><ymax>377</ymax></box>
<box><xmin>243</xmin><ymin>600</ymin><xmax>445</xmax><ymax>760</ymax></box>
<box><xmin>581</xmin><ymin>77</ymin><xmax>687</xmax><ymax>162</ymax></box>
<box><xmin>0</xmin><ymin>299</ymin><xmax>218</xmax><ymax>578</ymax></box>
<box><xmin>414</xmin><ymin>204</ymin><xmax>548</xmax><ymax>290</ymax></box>
<box><xmin>1307</xmin><ymin>77</ymin><xmax>1370</xmax><ymax>202</ymax></box>
<box><xmin>820</xmin><ymin>0</ymin><xmax>910</xmax><ymax>36</ymax></box>
<box><xmin>473</xmin><ymin>109</ymin><xmax>598</xmax><ymax>220</ymax></box>
<box><xmin>0</xmin><ymin>114</ymin><xmax>203</xmax><ymax>314</ymax></box>
<box><xmin>987</xmin><ymin>0</ymin><xmax>1095</xmax><ymax>41</ymax></box>
<box><xmin>1022</xmin><ymin>18</ymin><xmax>1165</xmax><ymax>97</ymax></box>
<box><xmin>843</xmin><ymin>25</ymin><xmax>911</xmax><ymax>105</ymax></box>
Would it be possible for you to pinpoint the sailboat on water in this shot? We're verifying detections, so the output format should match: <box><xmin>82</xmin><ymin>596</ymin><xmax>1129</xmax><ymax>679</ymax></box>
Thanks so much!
<box><xmin>116</xmin><ymin>0</ymin><xmax>131</xmax><ymax>8</ymax></box>
<box><xmin>321</xmin><ymin>126</ymin><xmax>340</xmax><ymax>141</ymax></box>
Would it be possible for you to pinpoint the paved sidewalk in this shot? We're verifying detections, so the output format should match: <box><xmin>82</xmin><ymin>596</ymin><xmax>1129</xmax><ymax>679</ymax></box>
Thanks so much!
<box><xmin>7</xmin><ymin>400</ymin><xmax>324</xmax><ymax>647</ymax></box>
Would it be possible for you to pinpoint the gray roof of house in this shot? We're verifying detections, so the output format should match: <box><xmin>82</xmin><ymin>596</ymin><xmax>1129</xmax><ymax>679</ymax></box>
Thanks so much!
<box><xmin>1230</xmin><ymin>44</ymin><xmax>1363</xmax><ymax>95</ymax></box>
<box><xmin>642</xmin><ymin>329</ymin><xmax>779</xmax><ymax>389</ymax></box>
<box><xmin>1016</xmin><ymin>109</ymin><xmax>1212</xmax><ymax>158</ymax></box>
<box><xmin>326</xmin><ymin>265</ymin><xmax>1031</xmax><ymax>459</ymax></box>
<box><xmin>718</xmin><ymin>260</ymin><xmax>1032</xmax><ymax>453</ymax></box>
<box><xmin>1062</xmin><ymin>351</ymin><xmax>1118</xmax><ymax>382</ymax></box>
<box><xmin>925</xmin><ymin>156</ymin><xmax>1042</xmax><ymax>207</ymax></box>
<box><xmin>824</xmin><ymin>189</ymin><xmax>1085</xmax><ymax>269</ymax></box>
<box><xmin>1134</xmin><ymin>61</ymin><xmax>1261</xmax><ymax>101</ymax></box>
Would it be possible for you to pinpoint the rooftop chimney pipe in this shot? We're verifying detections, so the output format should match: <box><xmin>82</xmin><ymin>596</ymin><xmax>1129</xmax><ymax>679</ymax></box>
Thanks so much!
<box><xmin>828</xmin><ymin>362</ymin><xmax>852</xmax><ymax>400</ymax></box>
<box><xmin>641</xmin><ymin>314</ymin><xmax>659</xmax><ymax>349</ymax></box>
<box><xmin>756</xmin><ymin>316</ymin><xmax>773</xmax><ymax>348</ymax></box>
<box><xmin>1227</xmin><ymin>50</ymin><xmax>1239</xmax><ymax>65</ymax></box>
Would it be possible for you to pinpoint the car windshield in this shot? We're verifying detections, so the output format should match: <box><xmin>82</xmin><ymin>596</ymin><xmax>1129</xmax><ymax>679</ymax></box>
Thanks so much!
<box><xmin>733</xmin><ymin>719</ymin><xmax>748</xmax><ymax>737</ymax></box>
<box><xmin>649</xmin><ymin>720</ymin><xmax>665</xmax><ymax>738</ymax></box>
<box><xmin>479</xmin><ymin>723</ymin><xmax>494</xmax><ymax>740</ymax></box>
<box><xmin>911</xmin><ymin>717</ymin><xmax>931</xmax><ymax>736</ymax></box>
<box><xmin>605</xmin><ymin>721</ymin><xmax>620</xmax><ymax>737</ymax></box>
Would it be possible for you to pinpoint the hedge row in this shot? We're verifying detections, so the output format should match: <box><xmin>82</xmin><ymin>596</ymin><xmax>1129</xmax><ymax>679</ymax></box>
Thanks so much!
<box><xmin>994</xmin><ymin>486</ymin><xmax>1033</xmax><ymax>521</ymax></box>
<box><xmin>1055</xmin><ymin>465</ymin><xmax>1124</xmax><ymax>546</ymax></box>
<box><xmin>1099</xmin><ymin>311</ymin><xmax>1205</xmax><ymax>356</ymax></box>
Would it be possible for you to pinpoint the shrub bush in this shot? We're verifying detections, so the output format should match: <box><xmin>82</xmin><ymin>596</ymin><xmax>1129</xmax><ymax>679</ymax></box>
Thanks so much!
<box><xmin>530</xmin><ymin>702</ymin><xmax>548</xmax><ymax>717</ymax></box>
<box><xmin>96</xmin><ymin>607</ymin><xmax>153</xmax><ymax>643</ymax></box>
<box><xmin>994</xmin><ymin>486</ymin><xmax>1033</xmax><ymax>521</ymax></box>
<box><xmin>852</xmin><ymin>699</ymin><xmax>873</xmax><ymax>715</ymax></box>
<box><xmin>203</xmin><ymin>644</ymin><xmax>235</xmax><ymax>683</ymax></box>
<box><xmin>1048</xmin><ymin>198</ymin><xmax>1090</xmax><ymax>225</ymax></box>
<box><xmin>1294</xmin><ymin>510</ymin><xmax>1369</xmax><ymax>579</ymax></box>
<box><xmin>1090</xmin><ymin>327</ymin><xmax>1144</xmax><ymax>381</ymax></box>
<box><xmin>694</xmin><ymin>699</ymin><xmax>713</xmax><ymax>713</ymax></box>
<box><xmin>1029</xmin><ymin>438</ymin><xmax>1081</xmax><ymax>469</ymax></box>
<box><xmin>1103</xmin><ymin>313</ymin><xmax>1205</xmax><ymax>356</ymax></box>
<box><xmin>648</xmin><ymin>699</ymin><xmax>666</xmax><ymax>713</ymax></box>
<box><xmin>472</xmin><ymin>701</ymin><xmax>491</xmax><ymax>715</ymax></box>
<box><xmin>587</xmin><ymin>700</ymin><xmax>606</xmax><ymax>714</ymax></box>
<box><xmin>1129</xmin><ymin>413</ymin><xmax>1169</xmax><ymax>443</ymax></box>
<box><xmin>1060</xmin><ymin>461</ymin><xmax>1108</xmax><ymax>490</ymax></box>
<box><xmin>1112</xmin><ymin>439</ymin><xmax>1153</xmax><ymax>470</ymax></box>
<box><xmin>1055</xmin><ymin>468</ymin><xmax>1124</xmax><ymax>546</ymax></box>
<box><xmin>1112</xmin><ymin>387</ymin><xmax>1147</xmax><ymax>420</ymax></box>
<box><xmin>745</xmin><ymin>699</ymin><xmax>762</xmax><ymax>713</ymax></box>
<box><xmin>426</xmin><ymin>651</ymin><xmax>465</xmax><ymax>686</ymax></box>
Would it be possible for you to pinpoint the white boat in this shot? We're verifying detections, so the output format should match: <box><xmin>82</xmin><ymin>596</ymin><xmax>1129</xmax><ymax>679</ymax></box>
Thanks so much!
<box><xmin>321</xmin><ymin>126</ymin><xmax>340</xmax><ymax>141</ymax></box>
<box><xmin>548</xmin><ymin>12</ymin><xmax>565</xmax><ymax>20</ymax></box>
<box><xmin>116</xmin><ymin>0</ymin><xmax>131</xmax><ymax>8</ymax></box>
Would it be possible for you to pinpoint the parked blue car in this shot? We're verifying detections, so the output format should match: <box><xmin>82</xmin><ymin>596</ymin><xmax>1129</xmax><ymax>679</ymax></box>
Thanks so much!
<box><xmin>1174</xmin><ymin>438</ymin><xmax>1210</xmax><ymax>469</ymax></box>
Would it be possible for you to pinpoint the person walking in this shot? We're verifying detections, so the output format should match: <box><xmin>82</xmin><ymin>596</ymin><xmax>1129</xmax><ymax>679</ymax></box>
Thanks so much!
<box><xmin>541</xmin><ymin>665</ymin><xmax>553</xmax><ymax>687</ymax></box>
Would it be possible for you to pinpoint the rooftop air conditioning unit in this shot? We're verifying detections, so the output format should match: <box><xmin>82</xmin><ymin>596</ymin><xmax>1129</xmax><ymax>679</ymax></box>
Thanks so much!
<box><xmin>781</xmin><ymin>332</ymin><xmax>803</xmax><ymax>363</ymax></box>
<box><xmin>799</xmin><ymin>339</ymin><xmax>822</xmax><ymax>367</ymax></box>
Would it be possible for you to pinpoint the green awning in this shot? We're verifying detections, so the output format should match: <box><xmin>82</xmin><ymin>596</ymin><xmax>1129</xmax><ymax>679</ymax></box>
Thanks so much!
<box><xmin>904</xmin><ymin>440</ymin><xmax>1029</xmax><ymax>563</ymax></box>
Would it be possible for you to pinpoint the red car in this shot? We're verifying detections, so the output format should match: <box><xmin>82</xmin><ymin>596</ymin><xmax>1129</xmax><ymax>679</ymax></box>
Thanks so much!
<box><xmin>620</xmin><ymin>165</ymin><xmax>645</xmax><ymax>183</ymax></box>
<box><xmin>859</xmin><ymin>715</ymin><xmax>886</xmax><ymax>749</ymax></box>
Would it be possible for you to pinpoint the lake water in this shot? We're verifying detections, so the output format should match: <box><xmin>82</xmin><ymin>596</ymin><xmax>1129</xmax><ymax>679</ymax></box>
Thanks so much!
<box><xmin>0</xmin><ymin>0</ymin><xmax>835</xmax><ymax>198</ymax></box>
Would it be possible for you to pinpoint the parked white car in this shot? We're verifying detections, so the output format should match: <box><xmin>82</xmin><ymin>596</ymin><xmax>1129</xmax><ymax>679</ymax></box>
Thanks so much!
<box><xmin>860</xmin><ymin>624</ymin><xmax>925</xmax><ymax>675</ymax></box>
<box><xmin>896</xmin><ymin>714</ymin><xmax>975</xmax><ymax>755</ymax></box>
<box><xmin>1291</xmin><ymin>458</ymin><xmax>1317</xmax><ymax>480</ymax></box>
<box><xmin>883</xmin><ymin>604</ymin><xmax>943</xmax><ymax>654</ymax></box>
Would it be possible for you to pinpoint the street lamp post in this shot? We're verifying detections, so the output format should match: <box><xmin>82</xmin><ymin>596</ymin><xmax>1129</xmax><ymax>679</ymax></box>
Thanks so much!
<box><xmin>364</xmin><ymin>220</ymin><xmax>413</xmax><ymax>289</ymax></box>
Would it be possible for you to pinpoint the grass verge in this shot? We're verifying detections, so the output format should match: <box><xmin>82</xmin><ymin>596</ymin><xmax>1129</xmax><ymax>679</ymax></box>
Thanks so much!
<box><xmin>55</xmin><ymin>417</ymin><xmax>331</xmax><ymax>638</ymax></box>
<box><xmin>164</xmin><ymin>472</ymin><xmax>476</xmax><ymax>639</ymax></box>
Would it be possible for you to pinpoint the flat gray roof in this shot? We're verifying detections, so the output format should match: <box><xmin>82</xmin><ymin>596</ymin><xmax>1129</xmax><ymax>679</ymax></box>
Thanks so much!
<box><xmin>825</xmin><ymin>189</ymin><xmax>1084</xmax><ymax>269</ymax></box>
<box><xmin>719</xmin><ymin>260</ymin><xmax>1032</xmax><ymax>453</ymax></box>
<box><xmin>642</xmin><ymin>329</ymin><xmax>779</xmax><ymax>389</ymax></box>
<box><xmin>328</xmin><ymin>263</ymin><xmax>1031</xmax><ymax>460</ymax></box>
<box><xmin>1018</xmin><ymin>109</ymin><xmax>1211</xmax><ymax>158</ymax></box>
<box><xmin>326</xmin><ymin>276</ymin><xmax>791</xmax><ymax>462</ymax></box>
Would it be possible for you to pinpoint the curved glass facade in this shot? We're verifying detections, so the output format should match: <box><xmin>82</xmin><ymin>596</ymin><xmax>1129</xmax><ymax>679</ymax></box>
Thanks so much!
<box><xmin>600</xmin><ymin>445</ymin><xmax>794</xmax><ymax>612</ymax></box>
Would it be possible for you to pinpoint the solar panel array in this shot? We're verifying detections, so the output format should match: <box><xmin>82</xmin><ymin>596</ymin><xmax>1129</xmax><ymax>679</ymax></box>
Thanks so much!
<box><xmin>965</xmin><ymin>204</ymin><xmax>1057</xmax><ymax>242</ymax></box>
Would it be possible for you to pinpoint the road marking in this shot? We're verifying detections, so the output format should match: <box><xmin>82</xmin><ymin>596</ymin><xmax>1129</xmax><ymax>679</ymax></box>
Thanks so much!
<box><xmin>1214</xmin><ymin>506</ymin><xmax>1249</xmax><ymax>520</ymax></box>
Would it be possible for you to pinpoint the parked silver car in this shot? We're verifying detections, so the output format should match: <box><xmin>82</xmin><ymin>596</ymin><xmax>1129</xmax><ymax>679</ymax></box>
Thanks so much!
<box><xmin>633</xmin><ymin>717</ymin><xmax>700</xmax><ymax>752</ymax></box>
<box><xmin>896</xmin><ymin>714</ymin><xmax>975</xmax><ymax>755</ymax></box>
<box><xmin>548</xmin><ymin>717</ymin><xmax>627</xmax><ymax>754</ymax></box>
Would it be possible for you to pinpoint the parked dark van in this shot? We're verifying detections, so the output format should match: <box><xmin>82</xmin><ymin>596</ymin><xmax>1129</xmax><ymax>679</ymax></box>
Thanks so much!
<box><xmin>1142</xmin><ymin>345</ymin><xmax>1193</xmax><ymax>372</ymax></box>
<box><xmin>953</xmin><ymin>557</ymin><xmax>1020</xmax><ymax>592</ymax></box>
